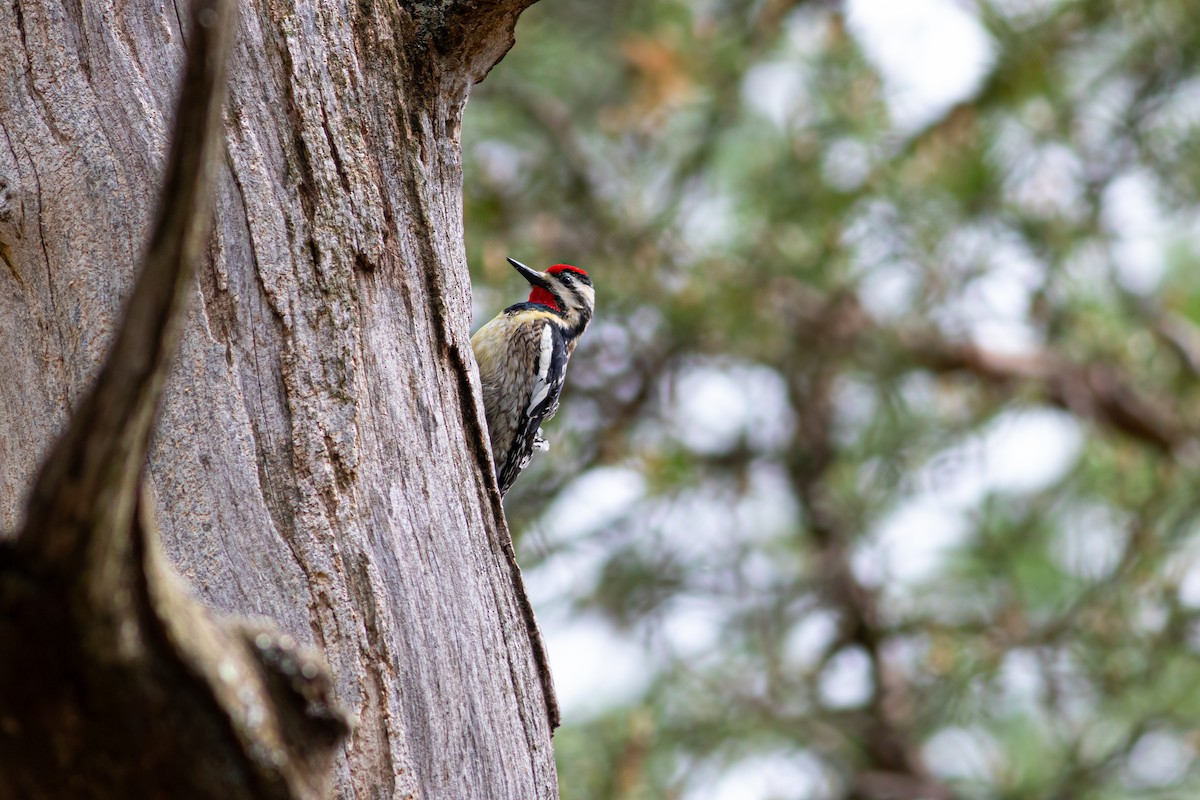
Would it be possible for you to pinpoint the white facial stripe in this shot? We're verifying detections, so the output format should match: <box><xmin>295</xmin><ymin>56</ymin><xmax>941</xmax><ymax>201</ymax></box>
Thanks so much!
<box><xmin>577</xmin><ymin>284</ymin><xmax>595</xmax><ymax>311</ymax></box>
<box><xmin>551</xmin><ymin>275</ymin><xmax>595</xmax><ymax>313</ymax></box>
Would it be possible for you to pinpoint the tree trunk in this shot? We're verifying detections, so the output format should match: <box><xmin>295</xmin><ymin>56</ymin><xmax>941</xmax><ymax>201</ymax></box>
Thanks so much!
<box><xmin>0</xmin><ymin>1</ymin><xmax>556</xmax><ymax>798</ymax></box>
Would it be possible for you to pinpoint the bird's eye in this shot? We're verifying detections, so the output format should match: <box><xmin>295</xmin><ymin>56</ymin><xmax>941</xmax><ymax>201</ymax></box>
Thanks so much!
<box><xmin>560</xmin><ymin>273</ymin><xmax>574</xmax><ymax>284</ymax></box>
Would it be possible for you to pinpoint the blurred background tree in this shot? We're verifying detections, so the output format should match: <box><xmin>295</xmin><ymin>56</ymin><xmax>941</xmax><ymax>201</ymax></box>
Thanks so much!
<box><xmin>463</xmin><ymin>0</ymin><xmax>1200</xmax><ymax>797</ymax></box>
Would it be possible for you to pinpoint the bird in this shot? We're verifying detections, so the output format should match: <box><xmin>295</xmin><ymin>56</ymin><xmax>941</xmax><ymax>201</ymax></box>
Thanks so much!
<box><xmin>471</xmin><ymin>257</ymin><xmax>595</xmax><ymax>495</ymax></box>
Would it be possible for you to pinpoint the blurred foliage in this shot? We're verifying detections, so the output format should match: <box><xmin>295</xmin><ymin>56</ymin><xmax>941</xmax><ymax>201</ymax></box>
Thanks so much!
<box><xmin>464</xmin><ymin>0</ymin><xmax>1200</xmax><ymax>798</ymax></box>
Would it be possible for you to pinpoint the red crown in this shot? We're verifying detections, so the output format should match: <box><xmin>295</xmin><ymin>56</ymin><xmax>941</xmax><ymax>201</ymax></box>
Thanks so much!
<box><xmin>546</xmin><ymin>264</ymin><xmax>589</xmax><ymax>277</ymax></box>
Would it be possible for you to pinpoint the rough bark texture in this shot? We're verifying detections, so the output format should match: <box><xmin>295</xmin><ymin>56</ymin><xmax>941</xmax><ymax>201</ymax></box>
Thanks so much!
<box><xmin>0</xmin><ymin>0</ymin><xmax>556</xmax><ymax>798</ymax></box>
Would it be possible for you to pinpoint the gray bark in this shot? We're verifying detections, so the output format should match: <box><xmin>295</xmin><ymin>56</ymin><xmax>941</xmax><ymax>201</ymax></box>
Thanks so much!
<box><xmin>0</xmin><ymin>0</ymin><xmax>557</xmax><ymax>797</ymax></box>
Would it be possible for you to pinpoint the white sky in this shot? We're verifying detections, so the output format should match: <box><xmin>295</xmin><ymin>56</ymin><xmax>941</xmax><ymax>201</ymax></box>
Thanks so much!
<box><xmin>846</xmin><ymin>0</ymin><xmax>996</xmax><ymax>132</ymax></box>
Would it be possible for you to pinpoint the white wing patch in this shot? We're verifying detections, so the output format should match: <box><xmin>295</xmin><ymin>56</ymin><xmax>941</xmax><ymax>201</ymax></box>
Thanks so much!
<box><xmin>527</xmin><ymin>323</ymin><xmax>555</xmax><ymax>416</ymax></box>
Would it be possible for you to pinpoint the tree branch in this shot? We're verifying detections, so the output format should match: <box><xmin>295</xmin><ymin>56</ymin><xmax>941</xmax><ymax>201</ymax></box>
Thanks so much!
<box><xmin>905</xmin><ymin>332</ymin><xmax>1190</xmax><ymax>455</ymax></box>
<box><xmin>789</xmin><ymin>289</ymin><xmax>1194</xmax><ymax>456</ymax></box>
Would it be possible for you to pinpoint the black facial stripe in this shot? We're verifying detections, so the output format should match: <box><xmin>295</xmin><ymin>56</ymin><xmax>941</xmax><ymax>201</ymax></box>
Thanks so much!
<box><xmin>551</xmin><ymin>278</ymin><xmax>576</xmax><ymax>301</ymax></box>
<box><xmin>568</xmin><ymin>284</ymin><xmax>590</xmax><ymax>308</ymax></box>
<box><xmin>554</xmin><ymin>269</ymin><xmax>592</xmax><ymax>287</ymax></box>
<box><xmin>563</xmin><ymin>308</ymin><xmax>591</xmax><ymax>341</ymax></box>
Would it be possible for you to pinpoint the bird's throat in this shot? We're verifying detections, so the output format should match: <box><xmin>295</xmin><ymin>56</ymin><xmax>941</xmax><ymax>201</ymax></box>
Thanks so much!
<box><xmin>528</xmin><ymin>287</ymin><xmax>561</xmax><ymax>310</ymax></box>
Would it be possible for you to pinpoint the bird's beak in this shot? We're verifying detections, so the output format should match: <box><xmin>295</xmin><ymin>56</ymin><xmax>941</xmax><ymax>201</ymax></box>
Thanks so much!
<box><xmin>507</xmin><ymin>257</ymin><xmax>551</xmax><ymax>290</ymax></box>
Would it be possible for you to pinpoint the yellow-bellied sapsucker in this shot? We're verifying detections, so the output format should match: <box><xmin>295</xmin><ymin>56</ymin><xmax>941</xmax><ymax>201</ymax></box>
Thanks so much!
<box><xmin>471</xmin><ymin>258</ymin><xmax>595</xmax><ymax>495</ymax></box>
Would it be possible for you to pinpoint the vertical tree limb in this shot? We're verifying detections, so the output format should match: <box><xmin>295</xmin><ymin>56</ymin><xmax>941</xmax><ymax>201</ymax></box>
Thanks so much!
<box><xmin>0</xmin><ymin>0</ymin><xmax>559</xmax><ymax>796</ymax></box>
<box><xmin>0</xmin><ymin>2</ymin><xmax>350</xmax><ymax>797</ymax></box>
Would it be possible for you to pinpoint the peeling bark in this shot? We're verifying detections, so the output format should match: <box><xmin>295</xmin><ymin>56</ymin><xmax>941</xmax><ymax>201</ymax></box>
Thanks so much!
<box><xmin>0</xmin><ymin>0</ymin><xmax>555</xmax><ymax>797</ymax></box>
